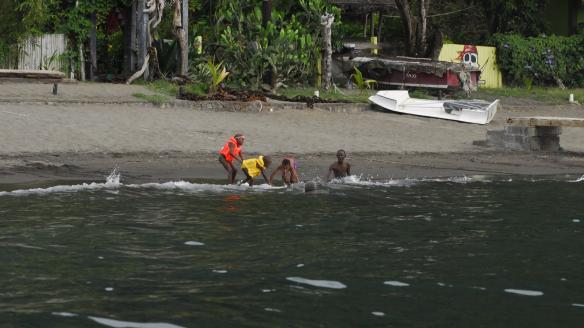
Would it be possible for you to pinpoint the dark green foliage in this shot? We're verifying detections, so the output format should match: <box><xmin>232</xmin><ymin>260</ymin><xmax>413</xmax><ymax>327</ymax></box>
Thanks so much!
<box><xmin>213</xmin><ymin>0</ymin><xmax>341</xmax><ymax>90</ymax></box>
<box><xmin>480</xmin><ymin>0</ymin><xmax>548</xmax><ymax>36</ymax></box>
<box><xmin>491</xmin><ymin>33</ymin><xmax>584</xmax><ymax>87</ymax></box>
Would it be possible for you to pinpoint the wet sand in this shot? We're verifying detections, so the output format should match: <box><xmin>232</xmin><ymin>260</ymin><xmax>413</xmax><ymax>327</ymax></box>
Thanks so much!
<box><xmin>1</xmin><ymin>82</ymin><xmax>584</xmax><ymax>186</ymax></box>
<box><xmin>2</xmin><ymin>151</ymin><xmax>584</xmax><ymax>187</ymax></box>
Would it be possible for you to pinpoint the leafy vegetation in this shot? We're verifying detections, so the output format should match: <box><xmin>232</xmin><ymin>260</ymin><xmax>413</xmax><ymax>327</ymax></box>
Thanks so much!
<box><xmin>214</xmin><ymin>0</ymin><xmax>340</xmax><ymax>90</ymax></box>
<box><xmin>351</xmin><ymin>67</ymin><xmax>377</xmax><ymax>94</ymax></box>
<box><xmin>278</xmin><ymin>87</ymin><xmax>376</xmax><ymax>103</ymax></box>
<box><xmin>490</xmin><ymin>33</ymin><xmax>584</xmax><ymax>88</ymax></box>
<box><xmin>207</xmin><ymin>58</ymin><xmax>229</xmax><ymax>94</ymax></box>
<box><xmin>139</xmin><ymin>79</ymin><xmax>207</xmax><ymax>97</ymax></box>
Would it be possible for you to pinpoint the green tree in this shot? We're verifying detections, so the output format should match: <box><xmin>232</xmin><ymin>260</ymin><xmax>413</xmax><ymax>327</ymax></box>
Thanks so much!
<box><xmin>476</xmin><ymin>0</ymin><xmax>548</xmax><ymax>36</ymax></box>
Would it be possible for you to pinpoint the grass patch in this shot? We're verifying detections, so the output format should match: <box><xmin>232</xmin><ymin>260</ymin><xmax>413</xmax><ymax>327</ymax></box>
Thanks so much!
<box><xmin>132</xmin><ymin>93</ymin><xmax>170</xmax><ymax>104</ymax></box>
<box><xmin>474</xmin><ymin>87</ymin><xmax>584</xmax><ymax>104</ymax></box>
<box><xmin>140</xmin><ymin>79</ymin><xmax>208</xmax><ymax>97</ymax></box>
<box><xmin>278</xmin><ymin>87</ymin><xmax>376</xmax><ymax>103</ymax></box>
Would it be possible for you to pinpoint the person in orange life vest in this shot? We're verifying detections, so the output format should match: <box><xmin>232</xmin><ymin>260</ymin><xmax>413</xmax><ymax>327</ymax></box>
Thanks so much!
<box><xmin>218</xmin><ymin>134</ymin><xmax>245</xmax><ymax>184</ymax></box>
<box><xmin>269</xmin><ymin>157</ymin><xmax>299</xmax><ymax>186</ymax></box>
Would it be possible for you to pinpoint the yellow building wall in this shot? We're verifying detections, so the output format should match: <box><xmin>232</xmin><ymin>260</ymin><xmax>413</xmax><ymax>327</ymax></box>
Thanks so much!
<box><xmin>439</xmin><ymin>44</ymin><xmax>503</xmax><ymax>89</ymax></box>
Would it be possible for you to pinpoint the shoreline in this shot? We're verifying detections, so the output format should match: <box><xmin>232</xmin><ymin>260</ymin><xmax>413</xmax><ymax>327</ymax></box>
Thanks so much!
<box><xmin>2</xmin><ymin>151</ymin><xmax>584</xmax><ymax>187</ymax></box>
<box><xmin>2</xmin><ymin>82</ymin><xmax>584</xmax><ymax>187</ymax></box>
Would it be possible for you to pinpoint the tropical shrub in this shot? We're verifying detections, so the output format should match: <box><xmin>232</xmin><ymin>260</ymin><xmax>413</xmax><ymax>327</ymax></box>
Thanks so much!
<box><xmin>491</xmin><ymin>33</ymin><xmax>584</xmax><ymax>88</ymax></box>
<box><xmin>207</xmin><ymin>58</ymin><xmax>229</xmax><ymax>94</ymax></box>
<box><xmin>214</xmin><ymin>0</ymin><xmax>341</xmax><ymax>90</ymax></box>
<box><xmin>351</xmin><ymin>67</ymin><xmax>376</xmax><ymax>93</ymax></box>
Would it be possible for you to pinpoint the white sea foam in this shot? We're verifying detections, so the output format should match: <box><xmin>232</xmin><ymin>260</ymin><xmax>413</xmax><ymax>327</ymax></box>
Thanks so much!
<box><xmin>264</xmin><ymin>308</ymin><xmax>282</xmax><ymax>313</ymax></box>
<box><xmin>437</xmin><ymin>282</ymin><xmax>454</xmax><ymax>288</ymax></box>
<box><xmin>88</xmin><ymin>316</ymin><xmax>185</xmax><ymax>328</ymax></box>
<box><xmin>569</xmin><ymin>174</ymin><xmax>584</xmax><ymax>183</ymax></box>
<box><xmin>328</xmin><ymin>174</ymin><xmax>479</xmax><ymax>188</ymax></box>
<box><xmin>504</xmin><ymin>289</ymin><xmax>544</xmax><ymax>296</ymax></box>
<box><xmin>384</xmin><ymin>281</ymin><xmax>410</xmax><ymax>287</ymax></box>
<box><xmin>572</xmin><ymin>303</ymin><xmax>584</xmax><ymax>307</ymax></box>
<box><xmin>329</xmin><ymin>175</ymin><xmax>418</xmax><ymax>187</ymax></box>
<box><xmin>184</xmin><ymin>241</ymin><xmax>204</xmax><ymax>246</ymax></box>
<box><xmin>105</xmin><ymin>287</ymin><xmax>114</xmax><ymax>292</ymax></box>
<box><xmin>106</xmin><ymin>166</ymin><xmax>121</xmax><ymax>185</ymax></box>
<box><xmin>127</xmin><ymin>181</ymin><xmax>284</xmax><ymax>193</ymax></box>
<box><xmin>52</xmin><ymin>312</ymin><xmax>78</xmax><ymax>317</ymax></box>
<box><xmin>0</xmin><ymin>167</ymin><xmax>121</xmax><ymax>197</ymax></box>
<box><xmin>573</xmin><ymin>219</ymin><xmax>581</xmax><ymax>223</ymax></box>
<box><xmin>212</xmin><ymin>270</ymin><xmax>228</xmax><ymax>274</ymax></box>
<box><xmin>372</xmin><ymin>312</ymin><xmax>385</xmax><ymax>317</ymax></box>
<box><xmin>286</xmin><ymin>277</ymin><xmax>347</xmax><ymax>289</ymax></box>
<box><xmin>0</xmin><ymin>181</ymin><xmax>119</xmax><ymax>197</ymax></box>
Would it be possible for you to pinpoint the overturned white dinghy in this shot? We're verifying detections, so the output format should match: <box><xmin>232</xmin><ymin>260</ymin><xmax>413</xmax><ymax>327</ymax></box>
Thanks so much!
<box><xmin>369</xmin><ymin>90</ymin><xmax>499</xmax><ymax>125</ymax></box>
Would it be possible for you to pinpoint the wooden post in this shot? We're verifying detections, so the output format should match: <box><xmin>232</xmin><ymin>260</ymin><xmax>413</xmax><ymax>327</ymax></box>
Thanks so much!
<box><xmin>321</xmin><ymin>13</ymin><xmax>334</xmax><ymax>90</ymax></box>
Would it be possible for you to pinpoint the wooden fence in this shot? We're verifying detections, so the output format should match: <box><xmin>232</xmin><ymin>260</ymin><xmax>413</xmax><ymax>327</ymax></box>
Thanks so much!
<box><xmin>0</xmin><ymin>34</ymin><xmax>67</xmax><ymax>72</ymax></box>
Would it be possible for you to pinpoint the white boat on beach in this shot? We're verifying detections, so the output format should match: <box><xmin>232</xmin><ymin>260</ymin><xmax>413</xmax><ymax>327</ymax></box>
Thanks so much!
<box><xmin>369</xmin><ymin>90</ymin><xmax>499</xmax><ymax>125</ymax></box>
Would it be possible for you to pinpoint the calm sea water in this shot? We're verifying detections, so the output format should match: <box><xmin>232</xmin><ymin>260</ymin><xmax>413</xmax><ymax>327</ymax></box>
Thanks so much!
<box><xmin>1</xmin><ymin>173</ymin><xmax>583</xmax><ymax>328</ymax></box>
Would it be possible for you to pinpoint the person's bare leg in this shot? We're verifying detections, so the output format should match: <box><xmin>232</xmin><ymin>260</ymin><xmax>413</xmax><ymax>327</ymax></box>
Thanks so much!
<box><xmin>219</xmin><ymin>155</ymin><xmax>235</xmax><ymax>184</ymax></box>
<box><xmin>229</xmin><ymin>164</ymin><xmax>237</xmax><ymax>184</ymax></box>
<box><xmin>282</xmin><ymin>173</ymin><xmax>290</xmax><ymax>185</ymax></box>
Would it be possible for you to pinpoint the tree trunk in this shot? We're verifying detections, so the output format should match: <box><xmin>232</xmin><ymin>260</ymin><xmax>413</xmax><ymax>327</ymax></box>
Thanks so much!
<box><xmin>123</xmin><ymin>5</ymin><xmax>134</xmax><ymax>76</ymax></box>
<box><xmin>262</xmin><ymin>0</ymin><xmax>273</xmax><ymax>87</ymax></box>
<box><xmin>262</xmin><ymin>0</ymin><xmax>272</xmax><ymax>28</ymax></box>
<box><xmin>376</xmin><ymin>10</ymin><xmax>383</xmax><ymax>40</ymax></box>
<box><xmin>174</xmin><ymin>0</ymin><xmax>188</xmax><ymax>76</ymax></box>
<box><xmin>89</xmin><ymin>12</ymin><xmax>97</xmax><ymax>81</ymax></box>
<box><xmin>321</xmin><ymin>13</ymin><xmax>334</xmax><ymax>90</ymax></box>
<box><xmin>127</xmin><ymin>0</ymin><xmax>166</xmax><ymax>84</ymax></box>
<box><xmin>394</xmin><ymin>0</ymin><xmax>416</xmax><ymax>56</ymax></box>
<box><xmin>417</xmin><ymin>0</ymin><xmax>430</xmax><ymax>56</ymax></box>
<box><xmin>76</xmin><ymin>0</ymin><xmax>85</xmax><ymax>81</ymax></box>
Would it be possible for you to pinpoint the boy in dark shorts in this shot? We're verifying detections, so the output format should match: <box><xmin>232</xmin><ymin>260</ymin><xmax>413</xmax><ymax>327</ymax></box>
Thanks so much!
<box><xmin>327</xmin><ymin>149</ymin><xmax>351</xmax><ymax>181</ymax></box>
<box><xmin>269</xmin><ymin>157</ymin><xmax>299</xmax><ymax>186</ymax></box>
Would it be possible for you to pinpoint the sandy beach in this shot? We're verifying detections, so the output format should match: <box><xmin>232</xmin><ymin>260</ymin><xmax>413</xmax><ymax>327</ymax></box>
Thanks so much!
<box><xmin>1</xmin><ymin>82</ymin><xmax>584</xmax><ymax>185</ymax></box>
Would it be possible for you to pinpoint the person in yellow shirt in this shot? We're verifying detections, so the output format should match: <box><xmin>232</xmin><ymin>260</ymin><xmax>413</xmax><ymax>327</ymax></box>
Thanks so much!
<box><xmin>239</xmin><ymin>155</ymin><xmax>272</xmax><ymax>186</ymax></box>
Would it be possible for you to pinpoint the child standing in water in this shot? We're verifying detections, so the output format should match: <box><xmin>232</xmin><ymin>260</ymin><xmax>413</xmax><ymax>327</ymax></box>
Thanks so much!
<box><xmin>218</xmin><ymin>134</ymin><xmax>245</xmax><ymax>184</ymax></box>
<box><xmin>269</xmin><ymin>157</ymin><xmax>299</xmax><ymax>186</ymax></box>
<box><xmin>240</xmin><ymin>155</ymin><xmax>272</xmax><ymax>186</ymax></box>
<box><xmin>327</xmin><ymin>149</ymin><xmax>351</xmax><ymax>181</ymax></box>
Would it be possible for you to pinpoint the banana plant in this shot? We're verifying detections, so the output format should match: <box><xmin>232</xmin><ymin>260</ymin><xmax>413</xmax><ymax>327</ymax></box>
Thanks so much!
<box><xmin>351</xmin><ymin>67</ymin><xmax>377</xmax><ymax>94</ymax></box>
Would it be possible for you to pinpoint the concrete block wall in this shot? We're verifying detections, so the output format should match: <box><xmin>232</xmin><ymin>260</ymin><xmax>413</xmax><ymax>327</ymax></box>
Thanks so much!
<box><xmin>486</xmin><ymin>126</ymin><xmax>563</xmax><ymax>151</ymax></box>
